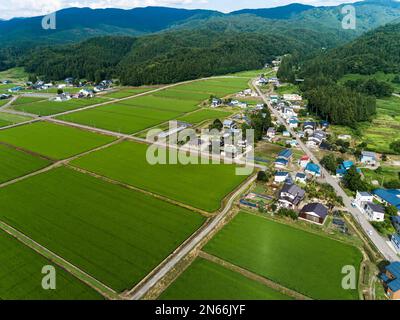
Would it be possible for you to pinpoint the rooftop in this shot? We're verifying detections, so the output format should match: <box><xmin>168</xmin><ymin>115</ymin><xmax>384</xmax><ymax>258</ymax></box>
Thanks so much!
<box><xmin>373</xmin><ymin>189</ymin><xmax>400</xmax><ymax>210</ymax></box>
<box><xmin>301</xmin><ymin>203</ymin><xmax>328</xmax><ymax>219</ymax></box>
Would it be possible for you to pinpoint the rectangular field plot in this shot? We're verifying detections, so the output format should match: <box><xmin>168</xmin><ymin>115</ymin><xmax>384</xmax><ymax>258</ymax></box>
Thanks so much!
<box><xmin>0</xmin><ymin>166</ymin><xmax>205</xmax><ymax>292</ymax></box>
<box><xmin>0</xmin><ymin>230</ymin><xmax>102</xmax><ymax>300</ymax></box>
<box><xmin>0</xmin><ymin>122</ymin><xmax>115</xmax><ymax>159</ymax></box>
<box><xmin>104</xmin><ymin>87</ymin><xmax>154</xmax><ymax>99</ymax></box>
<box><xmin>204</xmin><ymin>212</ymin><xmax>362</xmax><ymax>300</ymax></box>
<box><xmin>121</xmin><ymin>95</ymin><xmax>199</xmax><ymax>113</ymax></box>
<box><xmin>174</xmin><ymin>78</ymin><xmax>249</xmax><ymax>97</ymax></box>
<box><xmin>159</xmin><ymin>258</ymin><xmax>292</xmax><ymax>300</ymax></box>
<box><xmin>0</xmin><ymin>143</ymin><xmax>51</xmax><ymax>183</ymax></box>
<box><xmin>71</xmin><ymin>141</ymin><xmax>248</xmax><ymax>212</ymax></box>
<box><xmin>11</xmin><ymin>96</ymin><xmax>46</xmax><ymax>105</ymax></box>
<box><xmin>12</xmin><ymin>97</ymin><xmax>108</xmax><ymax>116</ymax></box>
<box><xmin>0</xmin><ymin>112</ymin><xmax>32</xmax><ymax>128</ymax></box>
<box><xmin>58</xmin><ymin>103</ymin><xmax>182</xmax><ymax>134</ymax></box>
<box><xmin>177</xmin><ymin>109</ymin><xmax>233</xmax><ymax>124</ymax></box>
<box><xmin>153</xmin><ymin>89</ymin><xmax>211</xmax><ymax>101</ymax></box>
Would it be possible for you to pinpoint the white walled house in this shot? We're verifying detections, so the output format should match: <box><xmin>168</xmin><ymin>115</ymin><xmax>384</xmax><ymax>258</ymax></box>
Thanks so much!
<box><xmin>363</xmin><ymin>202</ymin><xmax>385</xmax><ymax>222</ymax></box>
<box><xmin>355</xmin><ymin>191</ymin><xmax>374</xmax><ymax>207</ymax></box>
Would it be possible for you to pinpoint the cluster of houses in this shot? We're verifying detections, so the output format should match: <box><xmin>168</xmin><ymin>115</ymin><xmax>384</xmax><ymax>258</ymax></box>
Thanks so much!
<box><xmin>255</xmin><ymin>76</ymin><xmax>280</xmax><ymax>87</ymax></box>
<box><xmin>236</xmin><ymin>88</ymin><xmax>258</xmax><ymax>98</ymax></box>
<box><xmin>380</xmin><ymin>262</ymin><xmax>400</xmax><ymax>300</ymax></box>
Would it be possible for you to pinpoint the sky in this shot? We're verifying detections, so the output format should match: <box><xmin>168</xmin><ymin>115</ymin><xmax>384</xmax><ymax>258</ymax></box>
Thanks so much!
<box><xmin>0</xmin><ymin>0</ymin><xmax>362</xmax><ymax>20</ymax></box>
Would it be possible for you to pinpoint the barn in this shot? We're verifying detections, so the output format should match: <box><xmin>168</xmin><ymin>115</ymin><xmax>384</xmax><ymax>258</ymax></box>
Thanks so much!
<box><xmin>299</xmin><ymin>203</ymin><xmax>328</xmax><ymax>225</ymax></box>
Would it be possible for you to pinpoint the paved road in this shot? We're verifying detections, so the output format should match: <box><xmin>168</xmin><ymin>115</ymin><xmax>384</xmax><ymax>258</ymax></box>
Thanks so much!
<box><xmin>253</xmin><ymin>81</ymin><xmax>399</xmax><ymax>262</ymax></box>
<box><xmin>126</xmin><ymin>174</ymin><xmax>257</xmax><ymax>300</ymax></box>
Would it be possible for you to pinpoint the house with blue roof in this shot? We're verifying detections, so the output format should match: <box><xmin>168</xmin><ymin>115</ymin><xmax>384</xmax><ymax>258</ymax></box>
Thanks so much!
<box><xmin>373</xmin><ymin>189</ymin><xmax>400</xmax><ymax>214</ymax></box>
<box><xmin>392</xmin><ymin>216</ymin><xmax>400</xmax><ymax>232</ymax></box>
<box><xmin>380</xmin><ymin>262</ymin><xmax>400</xmax><ymax>300</ymax></box>
<box><xmin>274</xmin><ymin>171</ymin><xmax>289</xmax><ymax>183</ymax></box>
<box><xmin>277</xmin><ymin>149</ymin><xmax>293</xmax><ymax>161</ymax></box>
<box><xmin>391</xmin><ymin>233</ymin><xmax>400</xmax><ymax>254</ymax></box>
<box><xmin>336</xmin><ymin>160</ymin><xmax>361</xmax><ymax>178</ymax></box>
<box><xmin>305</xmin><ymin>163</ymin><xmax>321</xmax><ymax>177</ymax></box>
<box><xmin>274</xmin><ymin>158</ymin><xmax>289</xmax><ymax>169</ymax></box>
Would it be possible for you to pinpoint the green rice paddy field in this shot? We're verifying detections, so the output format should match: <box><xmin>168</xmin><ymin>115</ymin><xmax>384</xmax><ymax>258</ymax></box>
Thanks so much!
<box><xmin>57</xmin><ymin>78</ymin><xmax>249</xmax><ymax>134</ymax></box>
<box><xmin>177</xmin><ymin>109</ymin><xmax>233</xmax><ymax>124</ymax></box>
<box><xmin>0</xmin><ymin>230</ymin><xmax>102</xmax><ymax>300</ymax></box>
<box><xmin>0</xmin><ymin>166</ymin><xmax>205</xmax><ymax>292</ymax></box>
<box><xmin>204</xmin><ymin>212</ymin><xmax>362</xmax><ymax>300</ymax></box>
<box><xmin>71</xmin><ymin>141</ymin><xmax>248</xmax><ymax>212</ymax></box>
<box><xmin>0</xmin><ymin>112</ymin><xmax>31</xmax><ymax>128</ymax></box>
<box><xmin>0</xmin><ymin>144</ymin><xmax>50</xmax><ymax>183</ymax></box>
<box><xmin>0</xmin><ymin>122</ymin><xmax>115</xmax><ymax>160</ymax></box>
<box><xmin>12</xmin><ymin>97</ymin><xmax>109</xmax><ymax>116</ymax></box>
<box><xmin>159</xmin><ymin>258</ymin><xmax>292</xmax><ymax>300</ymax></box>
<box><xmin>104</xmin><ymin>87</ymin><xmax>154</xmax><ymax>99</ymax></box>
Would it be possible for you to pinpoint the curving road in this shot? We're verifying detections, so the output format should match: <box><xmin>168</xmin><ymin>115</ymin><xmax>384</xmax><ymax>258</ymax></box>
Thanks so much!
<box><xmin>253</xmin><ymin>80</ymin><xmax>399</xmax><ymax>262</ymax></box>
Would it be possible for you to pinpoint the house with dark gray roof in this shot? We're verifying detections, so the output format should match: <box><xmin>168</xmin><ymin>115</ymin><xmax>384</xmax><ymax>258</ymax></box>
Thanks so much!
<box><xmin>299</xmin><ymin>203</ymin><xmax>328</xmax><ymax>225</ymax></box>
<box><xmin>363</xmin><ymin>202</ymin><xmax>385</xmax><ymax>222</ymax></box>
<box><xmin>278</xmin><ymin>183</ymin><xmax>305</xmax><ymax>209</ymax></box>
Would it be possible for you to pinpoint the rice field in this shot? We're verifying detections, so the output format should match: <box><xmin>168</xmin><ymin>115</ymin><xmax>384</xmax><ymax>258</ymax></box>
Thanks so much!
<box><xmin>204</xmin><ymin>212</ymin><xmax>362</xmax><ymax>300</ymax></box>
<box><xmin>0</xmin><ymin>112</ymin><xmax>32</xmax><ymax>127</ymax></box>
<box><xmin>0</xmin><ymin>121</ymin><xmax>115</xmax><ymax>159</ymax></box>
<box><xmin>104</xmin><ymin>87</ymin><xmax>154</xmax><ymax>99</ymax></box>
<box><xmin>159</xmin><ymin>258</ymin><xmax>290</xmax><ymax>300</ymax></box>
<box><xmin>0</xmin><ymin>143</ymin><xmax>51</xmax><ymax>183</ymax></box>
<box><xmin>12</xmin><ymin>97</ymin><xmax>109</xmax><ymax>116</ymax></box>
<box><xmin>177</xmin><ymin>109</ymin><xmax>233</xmax><ymax>124</ymax></box>
<box><xmin>0</xmin><ymin>230</ymin><xmax>102</xmax><ymax>300</ymax></box>
<box><xmin>71</xmin><ymin>141</ymin><xmax>249</xmax><ymax>212</ymax></box>
<box><xmin>56</xmin><ymin>77</ymin><xmax>250</xmax><ymax>134</ymax></box>
<box><xmin>0</xmin><ymin>166</ymin><xmax>205</xmax><ymax>292</ymax></box>
<box><xmin>159</xmin><ymin>258</ymin><xmax>292</xmax><ymax>300</ymax></box>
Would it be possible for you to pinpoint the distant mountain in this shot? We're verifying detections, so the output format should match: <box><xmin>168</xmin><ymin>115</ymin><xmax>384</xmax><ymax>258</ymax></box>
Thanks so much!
<box><xmin>0</xmin><ymin>7</ymin><xmax>220</xmax><ymax>47</ymax></box>
<box><xmin>231</xmin><ymin>3</ymin><xmax>315</xmax><ymax>19</ymax></box>
<box><xmin>1</xmin><ymin>1</ymin><xmax>400</xmax><ymax>48</ymax></box>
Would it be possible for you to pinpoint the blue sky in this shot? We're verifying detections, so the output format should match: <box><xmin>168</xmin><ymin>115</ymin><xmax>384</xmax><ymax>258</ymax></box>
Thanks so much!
<box><xmin>0</xmin><ymin>0</ymin><xmax>360</xmax><ymax>20</ymax></box>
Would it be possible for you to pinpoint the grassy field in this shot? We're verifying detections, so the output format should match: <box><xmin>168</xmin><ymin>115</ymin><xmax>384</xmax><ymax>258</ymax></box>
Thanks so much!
<box><xmin>362</xmin><ymin>165</ymin><xmax>399</xmax><ymax>186</ymax></box>
<box><xmin>177</xmin><ymin>109</ymin><xmax>233</xmax><ymax>124</ymax></box>
<box><xmin>72</xmin><ymin>141</ymin><xmax>248</xmax><ymax>212</ymax></box>
<box><xmin>58</xmin><ymin>102</ymin><xmax>182</xmax><ymax>134</ymax></box>
<box><xmin>0</xmin><ymin>67</ymin><xmax>28</xmax><ymax>83</ymax></box>
<box><xmin>0</xmin><ymin>230</ymin><xmax>102</xmax><ymax>300</ymax></box>
<box><xmin>0</xmin><ymin>143</ymin><xmax>51</xmax><ymax>183</ymax></box>
<box><xmin>0</xmin><ymin>121</ymin><xmax>115</xmax><ymax>159</ymax></box>
<box><xmin>339</xmin><ymin>72</ymin><xmax>400</xmax><ymax>93</ymax></box>
<box><xmin>204</xmin><ymin>212</ymin><xmax>362</xmax><ymax>300</ymax></box>
<box><xmin>12</xmin><ymin>96</ymin><xmax>46</xmax><ymax>105</ymax></box>
<box><xmin>104</xmin><ymin>87</ymin><xmax>154</xmax><ymax>99</ymax></box>
<box><xmin>0</xmin><ymin>112</ymin><xmax>32</xmax><ymax>127</ymax></box>
<box><xmin>12</xmin><ymin>97</ymin><xmax>109</xmax><ymax>116</ymax></box>
<box><xmin>0</xmin><ymin>166</ymin><xmax>205</xmax><ymax>292</ymax></box>
<box><xmin>275</xmin><ymin>84</ymin><xmax>300</xmax><ymax>95</ymax></box>
<box><xmin>57</xmin><ymin>77</ymin><xmax>249</xmax><ymax>134</ymax></box>
<box><xmin>159</xmin><ymin>258</ymin><xmax>292</xmax><ymax>300</ymax></box>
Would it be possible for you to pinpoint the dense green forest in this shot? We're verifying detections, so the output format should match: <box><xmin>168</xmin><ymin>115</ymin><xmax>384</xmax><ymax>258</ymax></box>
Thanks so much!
<box><xmin>277</xmin><ymin>22</ymin><xmax>400</xmax><ymax>126</ymax></box>
<box><xmin>20</xmin><ymin>27</ymin><xmax>340</xmax><ymax>85</ymax></box>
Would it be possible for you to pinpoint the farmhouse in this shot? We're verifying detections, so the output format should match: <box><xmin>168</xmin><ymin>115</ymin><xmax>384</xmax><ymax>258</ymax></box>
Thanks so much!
<box><xmin>266</xmin><ymin>127</ymin><xmax>276</xmax><ymax>139</ymax></box>
<box><xmin>274</xmin><ymin>171</ymin><xmax>289</xmax><ymax>183</ymax></box>
<box><xmin>380</xmin><ymin>262</ymin><xmax>400</xmax><ymax>300</ymax></box>
<box><xmin>211</xmin><ymin>98</ymin><xmax>222</xmax><ymax>107</ymax></box>
<box><xmin>54</xmin><ymin>93</ymin><xmax>71</xmax><ymax>102</ymax></box>
<box><xmin>363</xmin><ymin>202</ymin><xmax>385</xmax><ymax>222</ymax></box>
<box><xmin>274</xmin><ymin>158</ymin><xmax>289</xmax><ymax>169</ymax></box>
<box><xmin>355</xmin><ymin>191</ymin><xmax>374</xmax><ymax>208</ymax></box>
<box><xmin>283</xmin><ymin>94</ymin><xmax>302</xmax><ymax>102</ymax></box>
<box><xmin>303</xmin><ymin>121</ymin><xmax>316</xmax><ymax>135</ymax></box>
<box><xmin>306</xmin><ymin>130</ymin><xmax>327</xmax><ymax>148</ymax></box>
<box><xmin>392</xmin><ymin>216</ymin><xmax>400</xmax><ymax>232</ymax></box>
<box><xmin>305</xmin><ymin>163</ymin><xmax>321</xmax><ymax>177</ymax></box>
<box><xmin>278</xmin><ymin>183</ymin><xmax>305</xmax><ymax>209</ymax></box>
<box><xmin>336</xmin><ymin>160</ymin><xmax>360</xmax><ymax>178</ymax></box>
<box><xmin>223</xmin><ymin>120</ymin><xmax>236</xmax><ymax>130</ymax></box>
<box><xmin>8</xmin><ymin>86</ymin><xmax>23</xmax><ymax>93</ymax></box>
<box><xmin>298</xmin><ymin>155</ymin><xmax>310</xmax><ymax>168</ymax></box>
<box><xmin>360</xmin><ymin>151</ymin><xmax>377</xmax><ymax>166</ymax></box>
<box><xmin>288</xmin><ymin>117</ymin><xmax>299</xmax><ymax>128</ymax></box>
<box><xmin>295</xmin><ymin>172</ymin><xmax>307</xmax><ymax>184</ymax></box>
<box><xmin>278</xmin><ymin>149</ymin><xmax>293</xmax><ymax>161</ymax></box>
<box><xmin>373</xmin><ymin>189</ymin><xmax>400</xmax><ymax>214</ymax></box>
<box><xmin>299</xmin><ymin>203</ymin><xmax>328</xmax><ymax>225</ymax></box>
